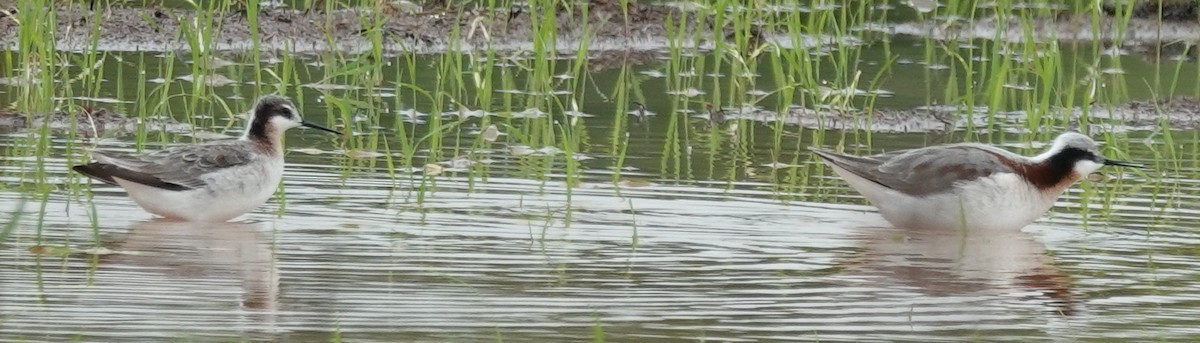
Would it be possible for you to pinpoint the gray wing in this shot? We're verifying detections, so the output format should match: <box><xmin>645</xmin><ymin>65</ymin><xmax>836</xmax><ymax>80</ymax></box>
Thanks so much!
<box><xmin>74</xmin><ymin>140</ymin><xmax>259</xmax><ymax>191</ymax></box>
<box><xmin>812</xmin><ymin>144</ymin><xmax>1018</xmax><ymax>196</ymax></box>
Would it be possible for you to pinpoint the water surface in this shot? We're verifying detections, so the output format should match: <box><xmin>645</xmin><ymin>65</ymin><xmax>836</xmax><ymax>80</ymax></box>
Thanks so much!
<box><xmin>1</xmin><ymin>37</ymin><xmax>1197</xmax><ymax>342</ymax></box>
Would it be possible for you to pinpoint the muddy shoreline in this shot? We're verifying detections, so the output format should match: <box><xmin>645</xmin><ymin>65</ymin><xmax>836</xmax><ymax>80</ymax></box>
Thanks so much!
<box><xmin>5</xmin><ymin>97</ymin><xmax>1200</xmax><ymax>136</ymax></box>
<box><xmin>3</xmin><ymin>4</ymin><xmax>1200</xmax><ymax>134</ymax></box>
<box><xmin>0</xmin><ymin>3</ymin><xmax>700</xmax><ymax>54</ymax></box>
<box><xmin>5</xmin><ymin>4</ymin><xmax>1199</xmax><ymax>55</ymax></box>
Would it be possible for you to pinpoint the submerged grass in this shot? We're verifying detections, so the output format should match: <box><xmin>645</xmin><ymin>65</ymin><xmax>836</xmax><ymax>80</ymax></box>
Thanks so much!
<box><xmin>0</xmin><ymin>0</ymin><xmax>1177</xmax><ymax>227</ymax></box>
<box><xmin>0</xmin><ymin>197</ymin><xmax>22</xmax><ymax>245</ymax></box>
<box><xmin>0</xmin><ymin>0</ymin><xmax>1190</xmax><ymax>341</ymax></box>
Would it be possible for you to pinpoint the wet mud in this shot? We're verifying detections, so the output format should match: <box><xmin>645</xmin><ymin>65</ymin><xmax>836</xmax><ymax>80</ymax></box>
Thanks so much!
<box><xmin>0</xmin><ymin>107</ymin><xmax>189</xmax><ymax>137</ymax></box>
<box><xmin>0</xmin><ymin>3</ymin><xmax>697</xmax><ymax>54</ymax></box>
<box><xmin>5</xmin><ymin>96</ymin><xmax>1200</xmax><ymax>135</ymax></box>
<box><xmin>4</xmin><ymin>3</ymin><xmax>1200</xmax><ymax>134</ymax></box>
<box><xmin>764</xmin><ymin>97</ymin><xmax>1200</xmax><ymax>133</ymax></box>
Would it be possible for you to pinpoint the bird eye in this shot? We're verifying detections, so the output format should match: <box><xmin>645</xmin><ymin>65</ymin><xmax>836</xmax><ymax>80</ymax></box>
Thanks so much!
<box><xmin>280</xmin><ymin>106</ymin><xmax>297</xmax><ymax>119</ymax></box>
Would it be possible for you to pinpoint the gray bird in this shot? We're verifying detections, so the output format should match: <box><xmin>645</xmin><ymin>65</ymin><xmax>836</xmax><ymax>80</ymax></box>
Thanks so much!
<box><xmin>810</xmin><ymin>132</ymin><xmax>1145</xmax><ymax>231</ymax></box>
<box><xmin>73</xmin><ymin>95</ymin><xmax>340</xmax><ymax>222</ymax></box>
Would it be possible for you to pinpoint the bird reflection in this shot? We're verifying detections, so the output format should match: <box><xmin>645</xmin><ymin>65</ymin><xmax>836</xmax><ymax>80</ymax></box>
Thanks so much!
<box><xmin>841</xmin><ymin>227</ymin><xmax>1075</xmax><ymax>315</ymax></box>
<box><xmin>630</xmin><ymin>102</ymin><xmax>649</xmax><ymax>124</ymax></box>
<box><xmin>99</xmin><ymin>219</ymin><xmax>279</xmax><ymax>311</ymax></box>
<box><xmin>705</xmin><ymin>103</ymin><xmax>726</xmax><ymax>126</ymax></box>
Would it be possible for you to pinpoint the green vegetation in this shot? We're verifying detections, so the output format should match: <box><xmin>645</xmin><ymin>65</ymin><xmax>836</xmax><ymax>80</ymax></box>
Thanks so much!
<box><xmin>0</xmin><ymin>0</ymin><xmax>1188</xmax><ymax>340</ymax></box>
<box><xmin>2</xmin><ymin>0</ymin><xmax>1174</xmax><ymax>201</ymax></box>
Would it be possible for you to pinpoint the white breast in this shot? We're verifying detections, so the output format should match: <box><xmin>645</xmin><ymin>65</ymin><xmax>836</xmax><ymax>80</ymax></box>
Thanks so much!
<box><xmin>874</xmin><ymin>173</ymin><xmax>1057</xmax><ymax>232</ymax></box>
<box><xmin>116</xmin><ymin>156</ymin><xmax>285</xmax><ymax>222</ymax></box>
<box><xmin>826</xmin><ymin>161</ymin><xmax>1060</xmax><ymax>231</ymax></box>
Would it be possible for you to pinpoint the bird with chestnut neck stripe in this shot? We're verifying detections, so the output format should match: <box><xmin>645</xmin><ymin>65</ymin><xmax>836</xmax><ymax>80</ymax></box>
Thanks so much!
<box><xmin>810</xmin><ymin>132</ymin><xmax>1147</xmax><ymax>232</ymax></box>
<box><xmin>72</xmin><ymin>95</ymin><xmax>341</xmax><ymax>222</ymax></box>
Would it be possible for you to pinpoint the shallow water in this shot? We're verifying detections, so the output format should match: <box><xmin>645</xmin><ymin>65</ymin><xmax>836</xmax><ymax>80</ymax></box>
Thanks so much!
<box><xmin>2</xmin><ymin>40</ymin><xmax>1199</xmax><ymax>341</ymax></box>
<box><xmin>2</xmin><ymin>127</ymin><xmax>1196</xmax><ymax>342</ymax></box>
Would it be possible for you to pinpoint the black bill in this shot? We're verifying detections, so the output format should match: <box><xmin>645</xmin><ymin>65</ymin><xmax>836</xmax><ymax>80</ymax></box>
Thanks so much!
<box><xmin>302</xmin><ymin>120</ymin><xmax>342</xmax><ymax>135</ymax></box>
<box><xmin>1104</xmin><ymin>159</ymin><xmax>1148</xmax><ymax>169</ymax></box>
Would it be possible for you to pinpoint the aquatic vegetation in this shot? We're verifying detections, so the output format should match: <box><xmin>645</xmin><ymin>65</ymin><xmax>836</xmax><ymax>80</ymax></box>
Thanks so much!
<box><xmin>0</xmin><ymin>0</ymin><xmax>1193</xmax><ymax>341</ymax></box>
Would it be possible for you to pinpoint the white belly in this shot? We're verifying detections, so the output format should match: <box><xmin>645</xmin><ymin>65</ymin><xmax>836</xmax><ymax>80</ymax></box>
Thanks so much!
<box><xmin>874</xmin><ymin>173</ymin><xmax>1058</xmax><ymax>232</ymax></box>
<box><xmin>115</xmin><ymin>157</ymin><xmax>284</xmax><ymax>222</ymax></box>
<box><xmin>825</xmin><ymin>163</ymin><xmax>1061</xmax><ymax>232</ymax></box>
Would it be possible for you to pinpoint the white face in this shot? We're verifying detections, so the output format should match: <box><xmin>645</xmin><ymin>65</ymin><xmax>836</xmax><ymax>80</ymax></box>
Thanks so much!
<box><xmin>1073</xmin><ymin>159</ymin><xmax>1104</xmax><ymax>176</ymax></box>
<box><xmin>267</xmin><ymin>104</ymin><xmax>303</xmax><ymax>131</ymax></box>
